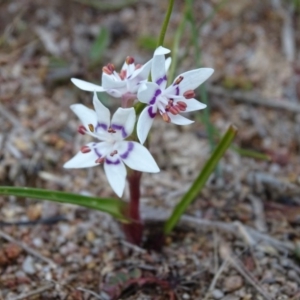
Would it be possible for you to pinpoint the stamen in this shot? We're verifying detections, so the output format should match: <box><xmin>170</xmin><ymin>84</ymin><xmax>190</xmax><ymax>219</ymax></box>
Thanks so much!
<box><xmin>135</xmin><ymin>64</ymin><xmax>142</xmax><ymax>70</ymax></box>
<box><xmin>108</xmin><ymin>127</ymin><xmax>116</xmax><ymax>133</ymax></box>
<box><xmin>126</xmin><ymin>56</ymin><xmax>134</xmax><ymax>65</ymax></box>
<box><xmin>88</xmin><ymin>124</ymin><xmax>94</xmax><ymax>132</ymax></box>
<box><xmin>168</xmin><ymin>99</ymin><xmax>174</xmax><ymax>105</ymax></box>
<box><xmin>119</xmin><ymin>69</ymin><xmax>127</xmax><ymax>80</ymax></box>
<box><xmin>176</xmin><ymin>101</ymin><xmax>187</xmax><ymax>111</ymax></box>
<box><xmin>162</xmin><ymin>112</ymin><xmax>171</xmax><ymax>123</ymax></box>
<box><xmin>81</xmin><ymin>145</ymin><xmax>91</xmax><ymax>153</ymax></box>
<box><xmin>95</xmin><ymin>157</ymin><xmax>105</xmax><ymax>164</ymax></box>
<box><xmin>165</xmin><ymin>104</ymin><xmax>170</xmax><ymax>111</ymax></box>
<box><xmin>169</xmin><ymin>106</ymin><xmax>180</xmax><ymax>115</ymax></box>
<box><xmin>78</xmin><ymin>125</ymin><xmax>87</xmax><ymax>135</ymax></box>
<box><xmin>107</xmin><ymin>63</ymin><xmax>115</xmax><ymax>72</ymax></box>
<box><xmin>110</xmin><ymin>150</ymin><xmax>118</xmax><ymax>157</ymax></box>
<box><xmin>174</xmin><ymin>76</ymin><xmax>183</xmax><ymax>85</ymax></box>
<box><xmin>102</xmin><ymin>66</ymin><xmax>113</xmax><ymax>75</ymax></box>
<box><xmin>175</xmin><ymin>104</ymin><xmax>185</xmax><ymax>112</ymax></box>
<box><xmin>183</xmin><ymin>90</ymin><xmax>195</xmax><ymax>99</ymax></box>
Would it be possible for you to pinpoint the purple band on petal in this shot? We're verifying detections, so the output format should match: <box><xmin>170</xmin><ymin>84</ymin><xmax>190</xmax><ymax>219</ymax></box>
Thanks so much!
<box><xmin>94</xmin><ymin>148</ymin><xmax>102</xmax><ymax>158</ymax></box>
<box><xmin>150</xmin><ymin>89</ymin><xmax>161</xmax><ymax>105</ymax></box>
<box><xmin>175</xmin><ymin>86</ymin><xmax>179</xmax><ymax>95</ymax></box>
<box><xmin>96</xmin><ymin>122</ymin><xmax>108</xmax><ymax>132</ymax></box>
<box><xmin>155</xmin><ymin>75</ymin><xmax>167</xmax><ymax>86</ymax></box>
<box><xmin>106</xmin><ymin>158</ymin><xmax>121</xmax><ymax>165</ymax></box>
<box><xmin>147</xmin><ymin>106</ymin><xmax>156</xmax><ymax>118</ymax></box>
<box><xmin>111</xmin><ymin>124</ymin><xmax>127</xmax><ymax>138</ymax></box>
<box><xmin>120</xmin><ymin>142</ymin><xmax>134</xmax><ymax>159</ymax></box>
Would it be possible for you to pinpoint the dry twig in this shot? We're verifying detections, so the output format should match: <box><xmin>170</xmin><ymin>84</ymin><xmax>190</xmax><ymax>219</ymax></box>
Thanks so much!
<box><xmin>0</xmin><ymin>229</ymin><xmax>57</xmax><ymax>268</ymax></box>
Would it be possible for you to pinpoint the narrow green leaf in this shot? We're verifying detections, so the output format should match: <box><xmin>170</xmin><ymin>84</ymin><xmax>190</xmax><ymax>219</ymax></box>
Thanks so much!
<box><xmin>0</xmin><ymin>187</ymin><xmax>128</xmax><ymax>222</ymax></box>
<box><xmin>89</xmin><ymin>27</ymin><xmax>109</xmax><ymax>65</ymax></box>
<box><xmin>164</xmin><ymin>125</ymin><xmax>238</xmax><ymax>234</ymax></box>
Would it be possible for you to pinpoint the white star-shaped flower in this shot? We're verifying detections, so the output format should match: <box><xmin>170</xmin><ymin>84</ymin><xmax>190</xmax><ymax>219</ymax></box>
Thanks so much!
<box><xmin>136</xmin><ymin>46</ymin><xmax>214</xmax><ymax>144</ymax></box>
<box><xmin>64</xmin><ymin>93</ymin><xmax>159</xmax><ymax>197</ymax></box>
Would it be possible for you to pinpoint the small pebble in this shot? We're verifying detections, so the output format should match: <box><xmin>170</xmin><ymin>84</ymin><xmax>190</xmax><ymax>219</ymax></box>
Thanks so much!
<box><xmin>22</xmin><ymin>256</ymin><xmax>36</xmax><ymax>274</ymax></box>
<box><xmin>212</xmin><ymin>289</ymin><xmax>224</xmax><ymax>299</ymax></box>
<box><xmin>224</xmin><ymin>275</ymin><xmax>243</xmax><ymax>292</ymax></box>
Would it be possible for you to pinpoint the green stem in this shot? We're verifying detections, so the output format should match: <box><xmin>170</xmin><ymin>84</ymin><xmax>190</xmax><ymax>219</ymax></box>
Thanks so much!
<box><xmin>157</xmin><ymin>0</ymin><xmax>175</xmax><ymax>47</ymax></box>
<box><xmin>167</xmin><ymin>9</ymin><xmax>187</xmax><ymax>85</ymax></box>
<box><xmin>164</xmin><ymin>125</ymin><xmax>238</xmax><ymax>234</ymax></box>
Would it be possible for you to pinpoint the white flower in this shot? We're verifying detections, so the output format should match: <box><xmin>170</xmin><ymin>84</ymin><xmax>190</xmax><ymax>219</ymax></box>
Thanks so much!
<box><xmin>136</xmin><ymin>46</ymin><xmax>214</xmax><ymax>144</ymax></box>
<box><xmin>64</xmin><ymin>93</ymin><xmax>159</xmax><ymax>197</ymax></box>
<box><xmin>70</xmin><ymin>56</ymin><xmax>153</xmax><ymax>105</ymax></box>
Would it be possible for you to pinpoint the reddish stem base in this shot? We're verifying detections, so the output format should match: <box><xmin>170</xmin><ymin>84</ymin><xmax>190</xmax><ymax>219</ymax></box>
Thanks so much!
<box><xmin>122</xmin><ymin>171</ymin><xmax>143</xmax><ymax>246</ymax></box>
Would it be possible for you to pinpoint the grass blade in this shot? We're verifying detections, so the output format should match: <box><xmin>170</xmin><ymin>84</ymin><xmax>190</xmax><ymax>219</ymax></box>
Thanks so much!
<box><xmin>164</xmin><ymin>125</ymin><xmax>238</xmax><ymax>234</ymax></box>
<box><xmin>0</xmin><ymin>186</ymin><xmax>128</xmax><ymax>222</ymax></box>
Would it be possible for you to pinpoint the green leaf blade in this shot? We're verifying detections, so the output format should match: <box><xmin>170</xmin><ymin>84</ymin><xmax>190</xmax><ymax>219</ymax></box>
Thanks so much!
<box><xmin>0</xmin><ymin>187</ymin><xmax>128</xmax><ymax>222</ymax></box>
<box><xmin>164</xmin><ymin>125</ymin><xmax>238</xmax><ymax>234</ymax></box>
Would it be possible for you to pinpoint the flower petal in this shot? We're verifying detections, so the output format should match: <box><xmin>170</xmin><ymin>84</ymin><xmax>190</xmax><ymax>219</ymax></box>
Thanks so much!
<box><xmin>137</xmin><ymin>82</ymin><xmax>161</xmax><ymax>104</ymax></box>
<box><xmin>171</xmin><ymin>68</ymin><xmax>214</xmax><ymax>94</ymax></box>
<box><xmin>151</xmin><ymin>54</ymin><xmax>167</xmax><ymax>88</ymax></box>
<box><xmin>130</xmin><ymin>58</ymin><xmax>152</xmax><ymax>81</ymax></box>
<box><xmin>182</xmin><ymin>98</ymin><xmax>207</xmax><ymax>112</ymax></box>
<box><xmin>168</xmin><ymin>113</ymin><xmax>194</xmax><ymax>125</ymax></box>
<box><xmin>104</xmin><ymin>159</ymin><xmax>127</xmax><ymax>197</ymax></box>
<box><xmin>63</xmin><ymin>142</ymin><xmax>104</xmax><ymax>169</ymax></box>
<box><xmin>92</xmin><ymin>92</ymin><xmax>111</xmax><ymax>131</ymax></box>
<box><xmin>165</xmin><ymin>57</ymin><xmax>172</xmax><ymax>72</ymax></box>
<box><xmin>101</xmin><ymin>73</ymin><xmax>127</xmax><ymax>90</ymax></box>
<box><xmin>111</xmin><ymin>107</ymin><xmax>136</xmax><ymax>139</ymax></box>
<box><xmin>70</xmin><ymin>104</ymin><xmax>98</xmax><ymax>132</ymax></box>
<box><xmin>71</xmin><ymin>78</ymin><xmax>105</xmax><ymax>92</ymax></box>
<box><xmin>118</xmin><ymin>141</ymin><xmax>160</xmax><ymax>173</ymax></box>
<box><xmin>154</xmin><ymin>46</ymin><xmax>171</xmax><ymax>56</ymax></box>
<box><xmin>137</xmin><ymin>106</ymin><xmax>157</xmax><ymax>144</ymax></box>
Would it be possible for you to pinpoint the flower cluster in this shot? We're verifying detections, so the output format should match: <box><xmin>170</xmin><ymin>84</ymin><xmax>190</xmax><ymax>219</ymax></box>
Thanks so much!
<box><xmin>64</xmin><ymin>46</ymin><xmax>213</xmax><ymax>197</ymax></box>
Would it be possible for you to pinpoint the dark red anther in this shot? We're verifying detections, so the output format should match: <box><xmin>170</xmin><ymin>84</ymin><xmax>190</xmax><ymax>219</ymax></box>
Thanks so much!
<box><xmin>119</xmin><ymin>69</ymin><xmax>127</xmax><ymax>80</ymax></box>
<box><xmin>126</xmin><ymin>56</ymin><xmax>135</xmax><ymax>65</ymax></box>
<box><xmin>81</xmin><ymin>146</ymin><xmax>91</xmax><ymax>153</ymax></box>
<box><xmin>108</xmin><ymin>127</ymin><xmax>116</xmax><ymax>133</ymax></box>
<box><xmin>169</xmin><ymin>106</ymin><xmax>180</xmax><ymax>115</ymax></box>
<box><xmin>183</xmin><ymin>90</ymin><xmax>195</xmax><ymax>99</ymax></box>
<box><xmin>110</xmin><ymin>150</ymin><xmax>118</xmax><ymax>157</ymax></box>
<box><xmin>107</xmin><ymin>63</ymin><xmax>115</xmax><ymax>72</ymax></box>
<box><xmin>78</xmin><ymin>125</ymin><xmax>87</xmax><ymax>135</ymax></box>
<box><xmin>174</xmin><ymin>76</ymin><xmax>183</xmax><ymax>85</ymax></box>
<box><xmin>135</xmin><ymin>64</ymin><xmax>142</xmax><ymax>70</ymax></box>
<box><xmin>102</xmin><ymin>66</ymin><xmax>113</xmax><ymax>75</ymax></box>
<box><xmin>176</xmin><ymin>101</ymin><xmax>187</xmax><ymax>111</ymax></box>
<box><xmin>95</xmin><ymin>157</ymin><xmax>105</xmax><ymax>164</ymax></box>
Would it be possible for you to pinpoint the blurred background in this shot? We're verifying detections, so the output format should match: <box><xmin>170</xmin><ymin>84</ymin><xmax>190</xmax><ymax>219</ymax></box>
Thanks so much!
<box><xmin>1</xmin><ymin>0</ymin><xmax>300</xmax><ymax>298</ymax></box>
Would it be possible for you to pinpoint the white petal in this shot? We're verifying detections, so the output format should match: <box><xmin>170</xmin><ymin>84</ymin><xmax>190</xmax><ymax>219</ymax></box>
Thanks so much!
<box><xmin>71</xmin><ymin>78</ymin><xmax>105</xmax><ymax>92</ymax></box>
<box><xmin>111</xmin><ymin>107</ymin><xmax>136</xmax><ymax>139</ymax></box>
<box><xmin>171</xmin><ymin>68</ymin><xmax>214</xmax><ymax>94</ymax></box>
<box><xmin>154</xmin><ymin>46</ymin><xmax>171</xmax><ymax>56</ymax></box>
<box><xmin>70</xmin><ymin>104</ymin><xmax>98</xmax><ymax>131</ymax></box>
<box><xmin>92</xmin><ymin>92</ymin><xmax>111</xmax><ymax>129</ymax></box>
<box><xmin>137</xmin><ymin>82</ymin><xmax>161</xmax><ymax>104</ymax></box>
<box><xmin>104</xmin><ymin>159</ymin><xmax>127</xmax><ymax>197</ymax></box>
<box><xmin>131</xmin><ymin>58</ymin><xmax>152</xmax><ymax>80</ymax></box>
<box><xmin>63</xmin><ymin>142</ymin><xmax>104</xmax><ymax>169</ymax></box>
<box><xmin>118</xmin><ymin>141</ymin><xmax>159</xmax><ymax>173</ymax></box>
<box><xmin>182</xmin><ymin>98</ymin><xmax>207</xmax><ymax>112</ymax></box>
<box><xmin>137</xmin><ymin>106</ymin><xmax>156</xmax><ymax>144</ymax></box>
<box><xmin>106</xmin><ymin>89</ymin><xmax>123</xmax><ymax>98</ymax></box>
<box><xmin>168</xmin><ymin>113</ymin><xmax>194</xmax><ymax>125</ymax></box>
<box><xmin>151</xmin><ymin>54</ymin><xmax>167</xmax><ymax>88</ymax></box>
<box><xmin>165</xmin><ymin>57</ymin><xmax>172</xmax><ymax>72</ymax></box>
<box><xmin>101</xmin><ymin>73</ymin><xmax>126</xmax><ymax>90</ymax></box>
